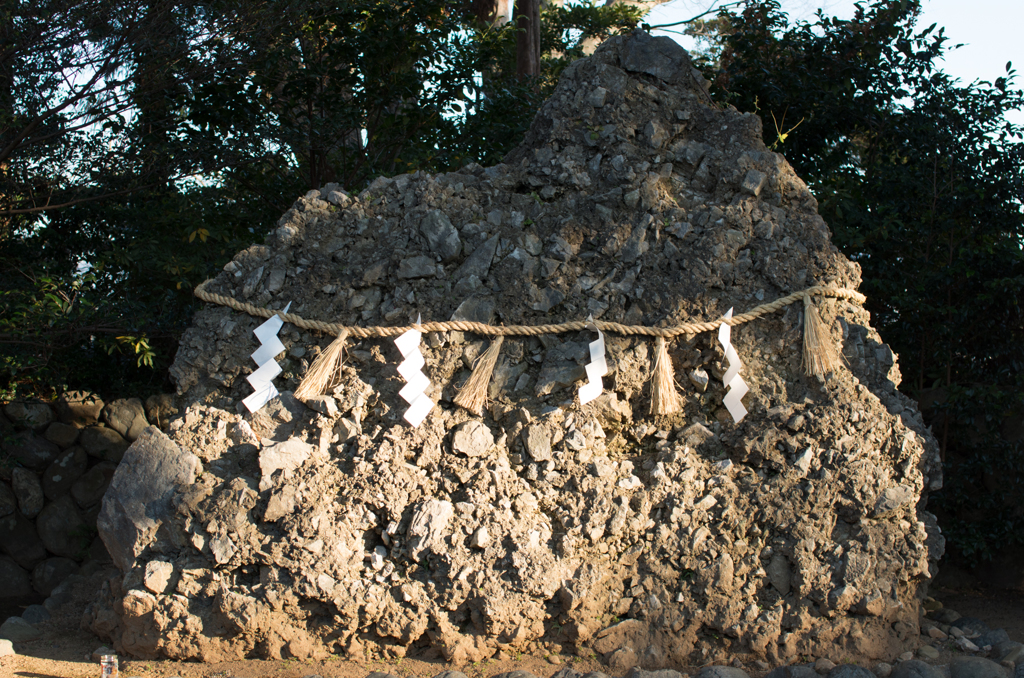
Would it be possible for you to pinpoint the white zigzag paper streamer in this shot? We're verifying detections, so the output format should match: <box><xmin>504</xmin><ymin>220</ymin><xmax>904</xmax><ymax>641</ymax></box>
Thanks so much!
<box><xmin>243</xmin><ymin>302</ymin><xmax>292</xmax><ymax>413</ymax></box>
<box><xmin>394</xmin><ymin>314</ymin><xmax>434</xmax><ymax>427</ymax></box>
<box><xmin>578</xmin><ymin>315</ymin><xmax>608</xmax><ymax>406</ymax></box>
<box><xmin>717</xmin><ymin>308</ymin><xmax>749</xmax><ymax>423</ymax></box>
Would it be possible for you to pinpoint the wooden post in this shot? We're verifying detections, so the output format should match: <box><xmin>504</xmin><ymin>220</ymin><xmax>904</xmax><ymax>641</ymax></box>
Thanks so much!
<box><xmin>515</xmin><ymin>0</ymin><xmax>540</xmax><ymax>80</ymax></box>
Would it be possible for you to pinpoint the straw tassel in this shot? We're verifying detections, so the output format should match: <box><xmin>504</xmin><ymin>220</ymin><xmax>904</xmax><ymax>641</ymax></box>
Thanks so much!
<box><xmin>801</xmin><ymin>294</ymin><xmax>840</xmax><ymax>379</ymax></box>
<box><xmin>294</xmin><ymin>328</ymin><xmax>350</xmax><ymax>400</ymax></box>
<box><xmin>454</xmin><ymin>335</ymin><xmax>504</xmax><ymax>416</ymax></box>
<box><xmin>650</xmin><ymin>335</ymin><xmax>682</xmax><ymax>415</ymax></box>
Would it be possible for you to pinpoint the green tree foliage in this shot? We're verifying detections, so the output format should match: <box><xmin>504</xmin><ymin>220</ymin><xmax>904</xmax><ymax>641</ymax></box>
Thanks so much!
<box><xmin>0</xmin><ymin>0</ymin><xmax>640</xmax><ymax>399</ymax></box>
<box><xmin>0</xmin><ymin>0</ymin><xmax>194</xmax><ymax>397</ymax></box>
<box><xmin>703</xmin><ymin>0</ymin><xmax>1024</xmax><ymax>560</ymax></box>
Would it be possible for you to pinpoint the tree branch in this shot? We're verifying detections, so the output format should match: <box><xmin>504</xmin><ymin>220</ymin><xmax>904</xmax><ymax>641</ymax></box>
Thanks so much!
<box><xmin>0</xmin><ymin>182</ymin><xmax>162</xmax><ymax>216</ymax></box>
<box><xmin>643</xmin><ymin>0</ymin><xmax>744</xmax><ymax>29</ymax></box>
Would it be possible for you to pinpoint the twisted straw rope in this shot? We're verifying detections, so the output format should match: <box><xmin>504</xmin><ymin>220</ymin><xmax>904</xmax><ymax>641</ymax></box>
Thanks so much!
<box><xmin>194</xmin><ymin>279</ymin><xmax>865</xmax><ymax>339</ymax></box>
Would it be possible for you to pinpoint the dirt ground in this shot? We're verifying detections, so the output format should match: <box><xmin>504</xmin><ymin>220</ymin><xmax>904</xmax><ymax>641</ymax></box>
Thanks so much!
<box><xmin>2</xmin><ymin>573</ymin><xmax>1021</xmax><ymax>678</ymax></box>
<box><xmin>2</xmin><ymin>619</ymin><xmax>602</xmax><ymax>678</ymax></box>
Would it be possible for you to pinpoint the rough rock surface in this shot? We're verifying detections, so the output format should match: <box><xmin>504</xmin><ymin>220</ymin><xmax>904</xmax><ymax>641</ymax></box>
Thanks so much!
<box><xmin>35</xmin><ymin>496</ymin><xmax>87</xmax><ymax>559</ymax></box>
<box><xmin>54</xmin><ymin>390</ymin><xmax>104</xmax><ymax>427</ymax></box>
<box><xmin>102</xmin><ymin>397</ymin><xmax>149</xmax><ymax>442</ymax></box>
<box><xmin>146</xmin><ymin>393</ymin><xmax>180</xmax><ymax>429</ymax></box>
<box><xmin>0</xmin><ymin>555</ymin><xmax>34</xmax><ymax>598</ymax></box>
<box><xmin>6</xmin><ymin>431</ymin><xmax>60</xmax><ymax>470</ymax></box>
<box><xmin>0</xmin><ymin>616</ymin><xmax>42</xmax><ymax>642</ymax></box>
<box><xmin>96</xmin><ymin>427</ymin><xmax>201</xmax><ymax>572</ymax></box>
<box><xmin>0</xmin><ymin>510</ymin><xmax>48</xmax><ymax>569</ymax></box>
<box><xmin>42</xmin><ymin>446</ymin><xmax>89</xmax><ymax>500</ymax></box>
<box><xmin>0</xmin><ymin>481</ymin><xmax>15</xmax><ymax>517</ymax></box>
<box><xmin>43</xmin><ymin>421</ymin><xmax>81</xmax><ymax>448</ymax></box>
<box><xmin>79</xmin><ymin>425</ymin><xmax>130</xmax><ymax>462</ymax></box>
<box><xmin>11</xmin><ymin>467</ymin><xmax>44</xmax><ymax>519</ymax></box>
<box><xmin>32</xmin><ymin>556</ymin><xmax>80</xmax><ymax>596</ymax></box>
<box><xmin>71</xmin><ymin>462</ymin><xmax>117</xmax><ymax>508</ymax></box>
<box><xmin>948</xmin><ymin>657</ymin><xmax>1007</xmax><ymax>678</ymax></box>
<box><xmin>3</xmin><ymin>401</ymin><xmax>54</xmax><ymax>430</ymax></box>
<box><xmin>85</xmin><ymin>32</ymin><xmax>943</xmax><ymax>666</ymax></box>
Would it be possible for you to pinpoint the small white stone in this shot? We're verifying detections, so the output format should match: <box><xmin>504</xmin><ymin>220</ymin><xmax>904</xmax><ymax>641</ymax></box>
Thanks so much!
<box><xmin>814</xmin><ymin>658</ymin><xmax>836</xmax><ymax>673</ymax></box>
<box><xmin>587</xmin><ymin>87</ymin><xmax>608</xmax><ymax>107</ymax></box>
<box><xmin>688</xmin><ymin>368</ymin><xmax>709</xmax><ymax>392</ymax></box>
<box><xmin>873</xmin><ymin>662</ymin><xmax>893</xmax><ymax>678</ymax></box>
<box><xmin>617</xmin><ymin>475</ymin><xmax>642</xmax><ymax>490</ymax></box>
<box><xmin>328</xmin><ymin>190</ymin><xmax>351</xmax><ymax>207</ymax></box>
<box><xmin>793</xmin><ymin>448</ymin><xmax>814</xmax><ymax>476</ymax></box>
<box><xmin>143</xmin><ymin>560</ymin><xmax>175</xmax><ymax>594</ymax></box>
<box><xmin>370</xmin><ymin>545</ymin><xmax>387</xmax><ymax>570</ymax></box>
<box><xmin>470</xmin><ymin>527</ymin><xmax>490</xmax><ymax>549</ymax></box>
<box><xmin>695</xmin><ymin>494</ymin><xmax>718</xmax><ymax>511</ymax></box>
<box><xmin>303</xmin><ymin>396</ymin><xmax>338</xmax><ymax>417</ymax></box>
<box><xmin>955</xmin><ymin>636</ymin><xmax>979</xmax><ymax>652</ymax></box>
<box><xmin>335</xmin><ymin>417</ymin><xmax>360</xmax><ymax>444</ymax></box>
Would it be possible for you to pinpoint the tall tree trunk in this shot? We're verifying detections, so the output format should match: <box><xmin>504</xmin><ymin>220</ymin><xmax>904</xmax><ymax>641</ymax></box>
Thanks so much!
<box><xmin>515</xmin><ymin>0</ymin><xmax>540</xmax><ymax>80</ymax></box>
<box><xmin>132</xmin><ymin>1</ymin><xmax>188</xmax><ymax>188</ymax></box>
<box><xmin>0</xmin><ymin>10</ymin><xmax>14</xmax><ymax>232</ymax></box>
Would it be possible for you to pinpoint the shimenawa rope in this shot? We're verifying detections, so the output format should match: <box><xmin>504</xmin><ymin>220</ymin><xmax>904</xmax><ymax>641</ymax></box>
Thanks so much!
<box><xmin>194</xmin><ymin>279</ymin><xmax>864</xmax><ymax>416</ymax></box>
<box><xmin>194</xmin><ymin>279</ymin><xmax>864</xmax><ymax>338</ymax></box>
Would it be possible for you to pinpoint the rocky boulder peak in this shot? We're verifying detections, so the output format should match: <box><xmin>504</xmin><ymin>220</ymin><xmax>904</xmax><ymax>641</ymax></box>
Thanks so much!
<box><xmin>88</xmin><ymin>31</ymin><xmax>944</xmax><ymax>666</ymax></box>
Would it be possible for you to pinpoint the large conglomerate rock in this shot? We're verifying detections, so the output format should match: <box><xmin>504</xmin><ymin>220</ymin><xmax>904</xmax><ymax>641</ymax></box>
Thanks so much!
<box><xmin>85</xmin><ymin>31</ymin><xmax>944</xmax><ymax>666</ymax></box>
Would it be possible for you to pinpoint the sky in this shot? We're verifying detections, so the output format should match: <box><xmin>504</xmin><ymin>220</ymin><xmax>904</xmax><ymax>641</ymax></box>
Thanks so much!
<box><xmin>643</xmin><ymin>0</ymin><xmax>1024</xmax><ymax>126</ymax></box>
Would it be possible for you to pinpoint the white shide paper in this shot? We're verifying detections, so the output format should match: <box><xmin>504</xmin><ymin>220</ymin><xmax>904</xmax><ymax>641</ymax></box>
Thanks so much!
<box><xmin>243</xmin><ymin>302</ymin><xmax>292</xmax><ymax>413</ymax></box>
<box><xmin>578</xmin><ymin>316</ymin><xmax>608</xmax><ymax>406</ymax></box>
<box><xmin>717</xmin><ymin>308</ymin><xmax>749</xmax><ymax>423</ymax></box>
<box><xmin>394</xmin><ymin>315</ymin><xmax>434</xmax><ymax>427</ymax></box>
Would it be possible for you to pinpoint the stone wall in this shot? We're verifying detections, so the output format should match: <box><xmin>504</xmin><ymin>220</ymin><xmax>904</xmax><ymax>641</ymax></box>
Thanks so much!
<box><xmin>0</xmin><ymin>393</ymin><xmax>178</xmax><ymax>599</ymax></box>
